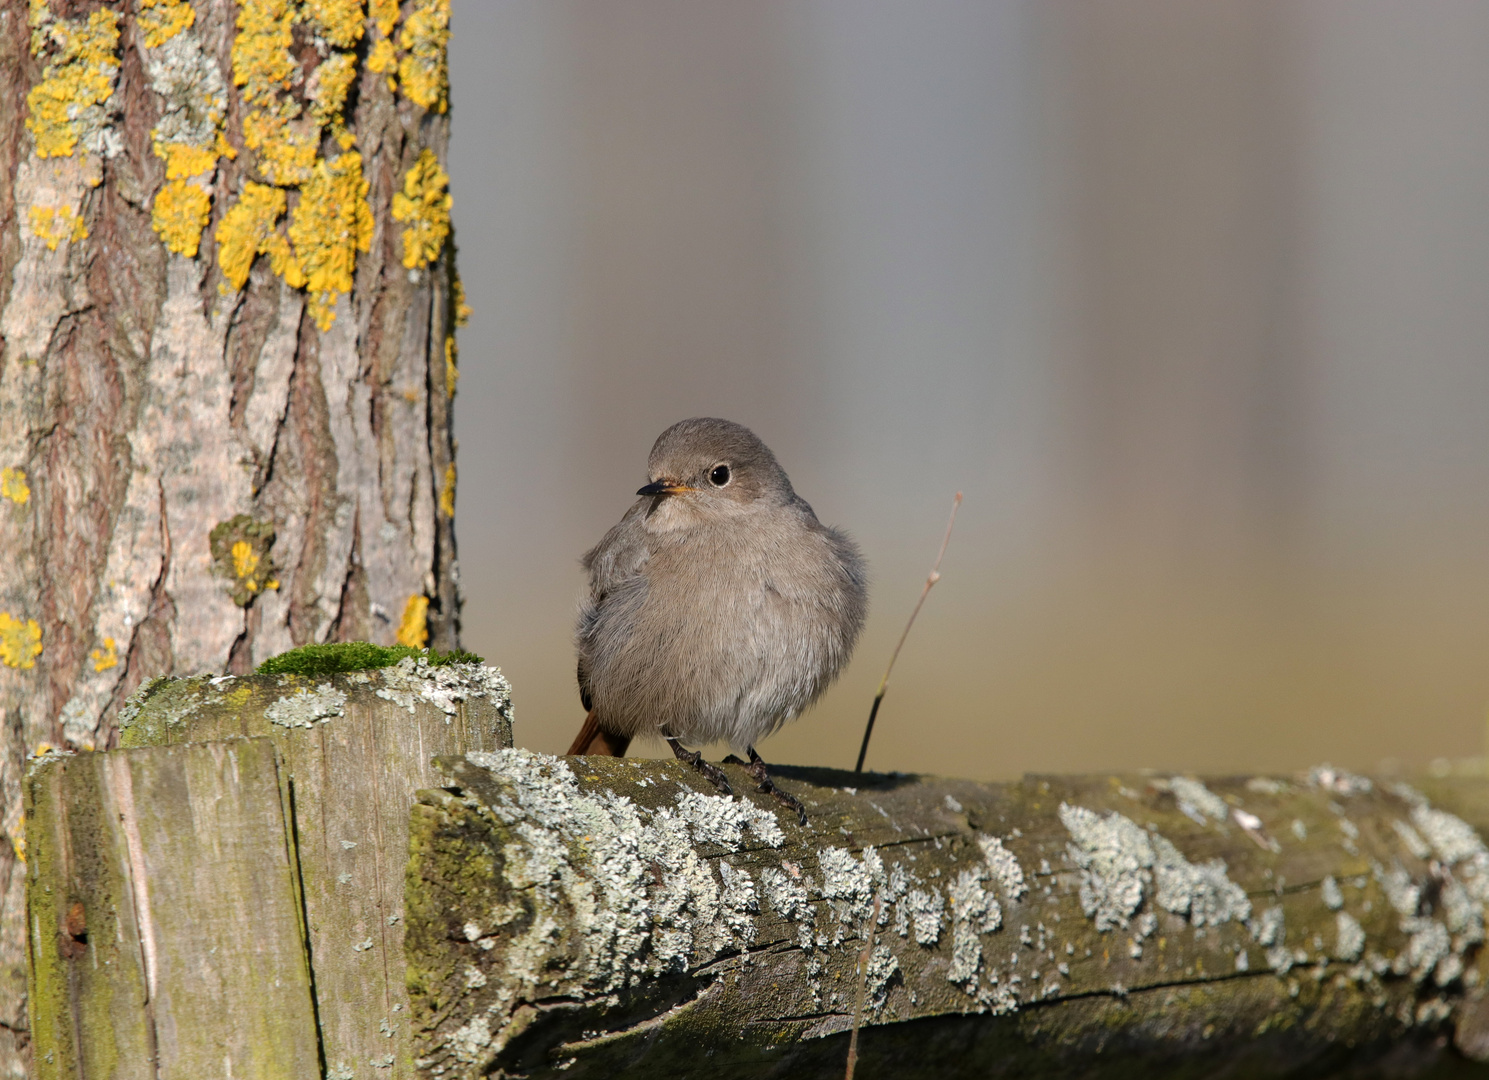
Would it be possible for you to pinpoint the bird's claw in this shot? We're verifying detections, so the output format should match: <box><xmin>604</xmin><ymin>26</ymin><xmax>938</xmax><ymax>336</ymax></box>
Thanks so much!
<box><xmin>667</xmin><ymin>738</ymin><xmax>734</xmax><ymax>797</ymax></box>
<box><xmin>674</xmin><ymin>742</ymin><xmax>807</xmax><ymax>825</ymax></box>
<box><xmin>738</xmin><ymin>746</ymin><xmax>809</xmax><ymax>827</ymax></box>
<box><xmin>759</xmin><ymin>780</ymin><xmax>808</xmax><ymax>827</ymax></box>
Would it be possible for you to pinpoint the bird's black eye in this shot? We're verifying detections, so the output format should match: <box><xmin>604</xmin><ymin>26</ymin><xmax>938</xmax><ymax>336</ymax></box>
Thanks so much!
<box><xmin>709</xmin><ymin>463</ymin><xmax>731</xmax><ymax>487</ymax></box>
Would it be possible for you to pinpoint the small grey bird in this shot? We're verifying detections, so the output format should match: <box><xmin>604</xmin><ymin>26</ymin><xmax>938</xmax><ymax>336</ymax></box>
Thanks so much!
<box><xmin>567</xmin><ymin>417</ymin><xmax>867</xmax><ymax>823</ymax></box>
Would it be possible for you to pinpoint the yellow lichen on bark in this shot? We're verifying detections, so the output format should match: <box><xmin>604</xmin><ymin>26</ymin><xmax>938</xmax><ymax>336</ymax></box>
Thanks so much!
<box><xmin>397</xmin><ymin>595</ymin><xmax>430</xmax><ymax>648</ymax></box>
<box><xmin>398</xmin><ymin>0</ymin><xmax>450</xmax><ymax>113</ymax></box>
<box><xmin>304</xmin><ymin>0</ymin><xmax>365</xmax><ymax>48</ymax></box>
<box><xmin>233</xmin><ymin>0</ymin><xmax>297</xmax><ymax>102</ymax></box>
<box><xmin>28</xmin><ymin>0</ymin><xmax>48</xmax><ymax>53</ymax></box>
<box><xmin>209</xmin><ymin>515</ymin><xmax>281</xmax><ymax>605</ymax></box>
<box><xmin>0</xmin><ymin>468</ymin><xmax>30</xmax><ymax>505</ymax></box>
<box><xmin>452</xmin><ymin>274</ymin><xmax>472</xmax><ymax>327</ymax></box>
<box><xmin>27</xmin><ymin>205</ymin><xmax>87</xmax><ymax>250</ymax></box>
<box><xmin>309</xmin><ymin>51</ymin><xmax>359</xmax><ymax>134</ymax></box>
<box><xmin>142</xmin><ymin>1</ymin><xmax>228</xmax><ymax>259</ymax></box>
<box><xmin>369</xmin><ymin>0</ymin><xmax>398</xmax><ymax>36</ymax></box>
<box><xmin>6</xmin><ymin>816</ymin><xmax>22</xmax><ymax>864</ymax></box>
<box><xmin>25</xmin><ymin>7</ymin><xmax>121</xmax><ymax>159</ymax></box>
<box><xmin>0</xmin><ymin>613</ymin><xmax>42</xmax><ymax>670</ymax></box>
<box><xmin>289</xmin><ymin>151</ymin><xmax>374</xmax><ymax>329</ymax></box>
<box><xmin>219</xmin><ymin>0</ymin><xmax>378</xmax><ymax>325</ymax></box>
<box><xmin>444</xmin><ymin>336</ymin><xmax>459</xmax><ymax>398</ymax></box>
<box><xmin>202</xmin><ymin>0</ymin><xmax>452</xmax><ymax>326</ymax></box>
<box><xmin>367</xmin><ymin>38</ymin><xmax>397</xmax><ymax>91</ymax></box>
<box><xmin>366</xmin><ymin>0</ymin><xmax>401</xmax><ymax>90</ymax></box>
<box><xmin>138</xmin><ymin>0</ymin><xmax>196</xmax><ymax>48</ymax></box>
<box><xmin>90</xmin><ymin>637</ymin><xmax>118</xmax><ymax>672</ymax></box>
<box><xmin>230</xmin><ymin>543</ymin><xmax>277</xmax><ymax>592</ymax></box>
<box><xmin>439</xmin><ymin>463</ymin><xmax>456</xmax><ymax>518</ymax></box>
<box><xmin>152</xmin><ymin>180</ymin><xmax>213</xmax><ymax>257</ymax></box>
<box><xmin>304</xmin><ymin>0</ymin><xmax>363</xmax><ymax>147</ymax></box>
<box><xmin>242</xmin><ymin>111</ymin><xmax>319</xmax><ymax>187</ymax></box>
<box><xmin>391</xmin><ymin>149</ymin><xmax>451</xmax><ymax>270</ymax></box>
<box><xmin>367</xmin><ymin>38</ymin><xmax>399</xmax><ymax>92</ymax></box>
<box><xmin>231</xmin><ymin>540</ymin><xmax>260</xmax><ymax>586</ymax></box>
<box><xmin>234</xmin><ymin>0</ymin><xmax>318</xmax><ymax>186</ymax></box>
<box><xmin>216</xmin><ymin>182</ymin><xmax>295</xmax><ymax>290</ymax></box>
<box><xmin>158</xmin><ymin>142</ymin><xmax>218</xmax><ymax>181</ymax></box>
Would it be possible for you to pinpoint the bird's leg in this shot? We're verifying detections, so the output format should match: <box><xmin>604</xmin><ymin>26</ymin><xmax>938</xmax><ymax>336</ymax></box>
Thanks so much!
<box><xmin>666</xmin><ymin>737</ymin><xmax>734</xmax><ymax>797</ymax></box>
<box><xmin>739</xmin><ymin>746</ymin><xmax>808</xmax><ymax>827</ymax></box>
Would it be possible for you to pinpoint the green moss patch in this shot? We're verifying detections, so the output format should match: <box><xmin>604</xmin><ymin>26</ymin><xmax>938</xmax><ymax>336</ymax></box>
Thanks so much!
<box><xmin>255</xmin><ymin>641</ymin><xmax>483</xmax><ymax>676</ymax></box>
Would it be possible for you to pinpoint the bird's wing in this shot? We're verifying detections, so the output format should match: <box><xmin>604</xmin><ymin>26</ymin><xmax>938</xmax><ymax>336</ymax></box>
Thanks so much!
<box><xmin>576</xmin><ymin>501</ymin><xmax>651</xmax><ymax>716</ymax></box>
<box><xmin>577</xmin><ymin>655</ymin><xmax>593</xmax><ymax>712</ymax></box>
<box><xmin>581</xmin><ymin>500</ymin><xmax>652</xmax><ymax>605</ymax></box>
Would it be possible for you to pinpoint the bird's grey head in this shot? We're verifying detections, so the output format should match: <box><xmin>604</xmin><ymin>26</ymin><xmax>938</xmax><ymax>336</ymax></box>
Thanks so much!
<box><xmin>637</xmin><ymin>418</ymin><xmax>796</xmax><ymax>518</ymax></box>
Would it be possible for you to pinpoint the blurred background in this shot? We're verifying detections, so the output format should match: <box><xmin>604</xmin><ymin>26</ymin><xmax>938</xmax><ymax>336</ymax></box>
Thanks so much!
<box><xmin>447</xmin><ymin>0</ymin><xmax>1489</xmax><ymax>781</ymax></box>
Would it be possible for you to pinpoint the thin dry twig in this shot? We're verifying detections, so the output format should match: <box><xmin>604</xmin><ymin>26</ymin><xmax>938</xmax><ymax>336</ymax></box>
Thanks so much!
<box><xmin>854</xmin><ymin>491</ymin><xmax>962</xmax><ymax>772</ymax></box>
<box><xmin>844</xmin><ymin>893</ymin><xmax>882</xmax><ymax>1080</ymax></box>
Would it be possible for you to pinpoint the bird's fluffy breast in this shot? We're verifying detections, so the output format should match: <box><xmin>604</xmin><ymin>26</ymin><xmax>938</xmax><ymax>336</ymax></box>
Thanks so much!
<box><xmin>578</xmin><ymin>516</ymin><xmax>864</xmax><ymax>748</ymax></box>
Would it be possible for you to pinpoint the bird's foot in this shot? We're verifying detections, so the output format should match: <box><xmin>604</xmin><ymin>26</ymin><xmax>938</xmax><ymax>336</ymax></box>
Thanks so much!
<box><xmin>667</xmin><ymin>737</ymin><xmax>733</xmax><ymax>797</ymax></box>
<box><xmin>734</xmin><ymin>746</ymin><xmax>808</xmax><ymax>827</ymax></box>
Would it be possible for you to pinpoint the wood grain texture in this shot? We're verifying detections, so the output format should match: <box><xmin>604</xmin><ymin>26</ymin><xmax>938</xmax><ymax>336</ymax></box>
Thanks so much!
<box><xmin>120</xmin><ymin>666</ymin><xmax>512</xmax><ymax>1080</ymax></box>
<box><xmin>25</xmin><ymin>738</ymin><xmax>318</xmax><ymax>1080</ymax></box>
<box><xmin>407</xmin><ymin>754</ymin><xmax>1489</xmax><ymax>1079</ymax></box>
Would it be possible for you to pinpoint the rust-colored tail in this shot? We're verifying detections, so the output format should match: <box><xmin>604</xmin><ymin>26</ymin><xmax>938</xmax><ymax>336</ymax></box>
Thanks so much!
<box><xmin>567</xmin><ymin>708</ymin><xmax>632</xmax><ymax>756</ymax></box>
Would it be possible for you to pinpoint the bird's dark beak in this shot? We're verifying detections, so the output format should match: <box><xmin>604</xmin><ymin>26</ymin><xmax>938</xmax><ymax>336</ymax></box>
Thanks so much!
<box><xmin>637</xmin><ymin>480</ymin><xmax>695</xmax><ymax>497</ymax></box>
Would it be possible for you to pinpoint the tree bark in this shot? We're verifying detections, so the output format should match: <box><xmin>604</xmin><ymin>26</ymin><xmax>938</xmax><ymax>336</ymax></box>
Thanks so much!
<box><xmin>407</xmin><ymin>754</ymin><xmax>1489</xmax><ymax>1079</ymax></box>
<box><xmin>0</xmin><ymin>0</ymin><xmax>463</xmax><ymax>1070</ymax></box>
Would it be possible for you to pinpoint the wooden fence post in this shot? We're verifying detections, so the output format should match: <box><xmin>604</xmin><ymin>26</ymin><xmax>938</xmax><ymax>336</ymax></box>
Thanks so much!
<box><xmin>25</xmin><ymin>738</ymin><xmax>319</xmax><ymax>1079</ymax></box>
<box><xmin>116</xmin><ymin>660</ymin><xmax>512</xmax><ymax>1080</ymax></box>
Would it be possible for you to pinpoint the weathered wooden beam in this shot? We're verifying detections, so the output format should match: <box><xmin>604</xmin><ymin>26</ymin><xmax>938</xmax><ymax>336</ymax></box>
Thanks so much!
<box><xmin>25</xmin><ymin>738</ymin><xmax>319</xmax><ymax>1080</ymax></box>
<box><xmin>406</xmin><ymin>753</ymin><xmax>1489</xmax><ymax>1079</ymax></box>
<box><xmin>117</xmin><ymin>661</ymin><xmax>512</xmax><ymax>1080</ymax></box>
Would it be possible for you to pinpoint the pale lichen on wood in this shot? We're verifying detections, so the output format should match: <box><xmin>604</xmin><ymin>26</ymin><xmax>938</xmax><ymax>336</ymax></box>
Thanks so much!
<box><xmin>117</xmin><ymin>655</ymin><xmax>513</xmax><ymax>748</ymax></box>
<box><xmin>407</xmin><ymin>757</ymin><xmax>1489</xmax><ymax>1079</ymax></box>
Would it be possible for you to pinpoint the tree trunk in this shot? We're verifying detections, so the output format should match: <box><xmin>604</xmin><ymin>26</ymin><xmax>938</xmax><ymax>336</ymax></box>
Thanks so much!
<box><xmin>0</xmin><ymin>0</ymin><xmax>463</xmax><ymax>1069</ymax></box>
<box><xmin>407</xmin><ymin>754</ymin><xmax>1489</xmax><ymax>1079</ymax></box>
